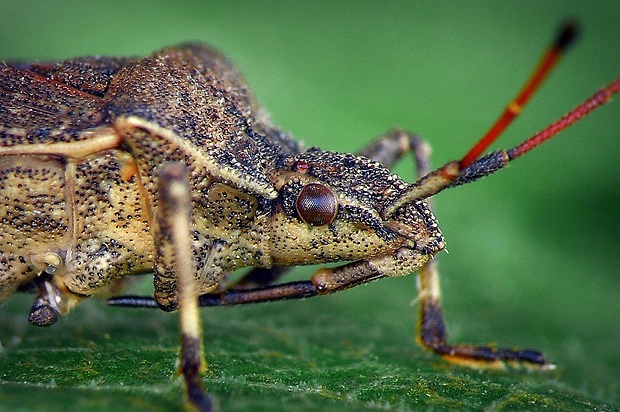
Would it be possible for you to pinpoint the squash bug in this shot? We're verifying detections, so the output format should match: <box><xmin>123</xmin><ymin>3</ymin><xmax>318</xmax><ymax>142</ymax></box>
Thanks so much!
<box><xmin>0</xmin><ymin>22</ymin><xmax>618</xmax><ymax>410</ymax></box>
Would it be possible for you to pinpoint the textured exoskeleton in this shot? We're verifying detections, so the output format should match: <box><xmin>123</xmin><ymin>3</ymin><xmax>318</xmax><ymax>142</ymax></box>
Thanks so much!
<box><xmin>0</xmin><ymin>44</ymin><xmax>442</xmax><ymax>320</ymax></box>
<box><xmin>2</xmin><ymin>26</ymin><xmax>618</xmax><ymax>411</ymax></box>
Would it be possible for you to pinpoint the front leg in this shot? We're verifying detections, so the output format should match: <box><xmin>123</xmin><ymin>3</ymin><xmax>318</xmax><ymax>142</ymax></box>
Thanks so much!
<box><xmin>416</xmin><ymin>260</ymin><xmax>552</xmax><ymax>369</ymax></box>
<box><xmin>360</xmin><ymin>128</ymin><xmax>554</xmax><ymax>369</ymax></box>
<box><xmin>358</xmin><ymin>128</ymin><xmax>432</xmax><ymax>176</ymax></box>
<box><xmin>155</xmin><ymin>163</ymin><xmax>212</xmax><ymax>412</ymax></box>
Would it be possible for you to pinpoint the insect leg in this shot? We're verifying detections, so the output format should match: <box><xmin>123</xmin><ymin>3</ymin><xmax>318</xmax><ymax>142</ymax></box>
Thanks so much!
<box><xmin>27</xmin><ymin>272</ymin><xmax>60</xmax><ymax>327</ymax></box>
<box><xmin>357</xmin><ymin>128</ymin><xmax>431</xmax><ymax>175</ymax></box>
<box><xmin>25</xmin><ymin>255</ymin><xmax>84</xmax><ymax>327</ymax></box>
<box><xmin>229</xmin><ymin>267</ymin><xmax>291</xmax><ymax>290</ymax></box>
<box><xmin>380</xmin><ymin>127</ymin><xmax>557</xmax><ymax>369</ymax></box>
<box><xmin>109</xmin><ymin>279</ymin><xmax>316</xmax><ymax>307</ymax></box>
<box><xmin>416</xmin><ymin>259</ymin><xmax>553</xmax><ymax>369</ymax></box>
<box><xmin>197</xmin><ymin>260</ymin><xmax>390</xmax><ymax>307</ymax></box>
<box><xmin>156</xmin><ymin>163</ymin><xmax>212</xmax><ymax>412</ymax></box>
<box><xmin>198</xmin><ymin>280</ymin><xmax>318</xmax><ymax>306</ymax></box>
<box><xmin>360</xmin><ymin>127</ymin><xmax>554</xmax><ymax>369</ymax></box>
<box><xmin>113</xmin><ymin>261</ymin><xmax>379</xmax><ymax>308</ymax></box>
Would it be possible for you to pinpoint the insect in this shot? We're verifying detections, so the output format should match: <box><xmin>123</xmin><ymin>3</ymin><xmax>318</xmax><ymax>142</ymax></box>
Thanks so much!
<box><xmin>0</xmin><ymin>22</ymin><xmax>618</xmax><ymax>411</ymax></box>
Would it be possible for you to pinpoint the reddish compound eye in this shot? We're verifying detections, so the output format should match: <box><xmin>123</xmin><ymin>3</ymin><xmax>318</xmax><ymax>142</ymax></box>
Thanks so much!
<box><xmin>295</xmin><ymin>183</ymin><xmax>337</xmax><ymax>226</ymax></box>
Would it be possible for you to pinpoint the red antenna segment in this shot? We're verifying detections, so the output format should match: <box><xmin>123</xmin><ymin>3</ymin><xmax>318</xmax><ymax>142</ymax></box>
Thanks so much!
<box><xmin>382</xmin><ymin>22</ymin><xmax>618</xmax><ymax>217</ymax></box>
<box><xmin>460</xmin><ymin>22</ymin><xmax>579</xmax><ymax>168</ymax></box>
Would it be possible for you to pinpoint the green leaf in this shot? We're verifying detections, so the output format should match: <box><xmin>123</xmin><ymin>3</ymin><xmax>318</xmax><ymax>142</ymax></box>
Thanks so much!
<box><xmin>1</xmin><ymin>277</ymin><xmax>618</xmax><ymax>411</ymax></box>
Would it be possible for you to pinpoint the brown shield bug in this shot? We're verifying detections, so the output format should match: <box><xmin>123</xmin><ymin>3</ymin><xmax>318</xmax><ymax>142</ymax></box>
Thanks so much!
<box><xmin>0</xmin><ymin>22</ymin><xmax>618</xmax><ymax>411</ymax></box>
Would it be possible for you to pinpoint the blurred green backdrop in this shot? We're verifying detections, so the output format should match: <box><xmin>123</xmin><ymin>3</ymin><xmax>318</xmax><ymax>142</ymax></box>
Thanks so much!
<box><xmin>0</xmin><ymin>1</ymin><xmax>618</xmax><ymax>411</ymax></box>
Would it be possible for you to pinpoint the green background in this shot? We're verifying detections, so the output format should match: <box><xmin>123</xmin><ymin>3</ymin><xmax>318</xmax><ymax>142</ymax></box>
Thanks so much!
<box><xmin>0</xmin><ymin>1</ymin><xmax>618</xmax><ymax>411</ymax></box>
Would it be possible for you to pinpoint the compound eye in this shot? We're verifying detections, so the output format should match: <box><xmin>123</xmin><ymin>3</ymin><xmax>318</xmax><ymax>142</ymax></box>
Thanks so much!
<box><xmin>295</xmin><ymin>183</ymin><xmax>337</xmax><ymax>226</ymax></box>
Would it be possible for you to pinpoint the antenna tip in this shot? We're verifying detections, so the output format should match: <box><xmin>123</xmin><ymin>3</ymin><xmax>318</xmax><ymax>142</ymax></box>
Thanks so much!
<box><xmin>555</xmin><ymin>20</ymin><xmax>580</xmax><ymax>51</ymax></box>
